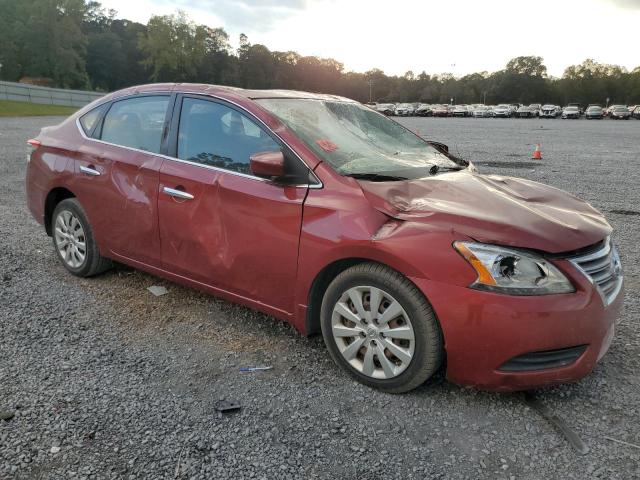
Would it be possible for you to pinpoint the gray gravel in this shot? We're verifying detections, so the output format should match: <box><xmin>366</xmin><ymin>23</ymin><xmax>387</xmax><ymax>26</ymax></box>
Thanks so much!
<box><xmin>1</xmin><ymin>115</ymin><xmax>639</xmax><ymax>479</ymax></box>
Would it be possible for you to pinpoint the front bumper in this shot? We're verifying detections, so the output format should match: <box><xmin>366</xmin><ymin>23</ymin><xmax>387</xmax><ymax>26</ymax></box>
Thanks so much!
<box><xmin>411</xmin><ymin>264</ymin><xmax>623</xmax><ymax>391</ymax></box>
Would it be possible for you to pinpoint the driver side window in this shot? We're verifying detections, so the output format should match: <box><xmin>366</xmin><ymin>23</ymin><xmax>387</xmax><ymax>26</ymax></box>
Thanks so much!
<box><xmin>177</xmin><ymin>98</ymin><xmax>281</xmax><ymax>174</ymax></box>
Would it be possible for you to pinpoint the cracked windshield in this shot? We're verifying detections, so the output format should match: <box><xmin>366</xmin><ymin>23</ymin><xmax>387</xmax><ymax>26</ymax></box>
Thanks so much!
<box><xmin>257</xmin><ymin>98</ymin><xmax>463</xmax><ymax>180</ymax></box>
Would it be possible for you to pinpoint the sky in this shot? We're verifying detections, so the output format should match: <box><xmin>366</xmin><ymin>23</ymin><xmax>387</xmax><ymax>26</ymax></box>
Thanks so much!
<box><xmin>100</xmin><ymin>0</ymin><xmax>640</xmax><ymax>77</ymax></box>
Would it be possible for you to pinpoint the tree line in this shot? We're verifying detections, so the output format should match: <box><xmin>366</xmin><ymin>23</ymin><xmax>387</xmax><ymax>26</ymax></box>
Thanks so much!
<box><xmin>1</xmin><ymin>0</ymin><xmax>639</xmax><ymax>106</ymax></box>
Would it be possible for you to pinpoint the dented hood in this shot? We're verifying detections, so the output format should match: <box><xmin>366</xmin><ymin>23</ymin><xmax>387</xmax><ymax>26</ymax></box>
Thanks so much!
<box><xmin>358</xmin><ymin>171</ymin><xmax>611</xmax><ymax>253</ymax></box>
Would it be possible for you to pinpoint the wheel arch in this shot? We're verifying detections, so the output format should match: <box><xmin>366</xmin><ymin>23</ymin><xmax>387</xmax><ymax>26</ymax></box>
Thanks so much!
<box><xmin>305</xmin><ymin>257</ymin><xmax>426</xmax><ymax>336</ymax></box>
<box><xmin>44</xmin><ymin>187</ymin><xmax>76</xmax><ymax>236</ymax></box>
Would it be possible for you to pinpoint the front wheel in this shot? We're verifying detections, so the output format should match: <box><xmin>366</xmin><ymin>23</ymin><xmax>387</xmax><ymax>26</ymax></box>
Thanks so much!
<box><xmin>321</xmin><ymin>263</ymin><xmax>443</xmax><ymax>393</ymax></box>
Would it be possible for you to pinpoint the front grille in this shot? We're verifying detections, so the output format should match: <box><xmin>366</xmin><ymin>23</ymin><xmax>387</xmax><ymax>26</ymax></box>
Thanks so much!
<box><xmin>499</xmin><ymin>345</ymin><xmax>587</xmax><ymax>372</ymax></box>
<box><xmin>567</xmin><ymin>237</ymin><xmax>623</xmax><ymax>306</ymax></box>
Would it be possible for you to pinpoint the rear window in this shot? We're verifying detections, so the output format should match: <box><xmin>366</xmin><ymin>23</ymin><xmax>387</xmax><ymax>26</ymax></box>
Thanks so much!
<box><xmin>79</xmin><ymin>104</ymin><xmax>107</xmax><ymax>137</ymax></box>
<box><xmin>100</xmin><ymin>96</ymin><xmax>170</xmax><ymax>153</ymax></box>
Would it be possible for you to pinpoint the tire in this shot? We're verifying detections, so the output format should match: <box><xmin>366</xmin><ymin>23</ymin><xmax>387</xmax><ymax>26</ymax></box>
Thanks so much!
<box><xmin>51</xmin><ymin>198</ymin><xmax>112</xmax><ymax>277</ymax></box>
<box><xmin>320</xmin><ymin>262</ymin><xmax>443</xmax><ymax>393</ymax></box>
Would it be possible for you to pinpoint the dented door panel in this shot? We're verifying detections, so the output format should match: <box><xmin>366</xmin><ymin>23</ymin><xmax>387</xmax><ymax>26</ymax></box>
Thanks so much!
<box><xmin>75</xmin><ymin>144</ymin><xmax>163</xmax><ymax>266</ymax></box>
<box><xmin>157</xmin><ymin>160</ymin><xmax>221</xmax><ymax>281</ymax></box>
<box><xmin>158</xmin><ymin>160</ymin><xmax>306</xmax><ymax>314</ymax></box>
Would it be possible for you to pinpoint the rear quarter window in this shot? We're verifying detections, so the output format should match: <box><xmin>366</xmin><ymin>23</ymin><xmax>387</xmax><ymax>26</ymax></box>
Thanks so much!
<box><xmin>79</xmin><ymin>104</ymin><xmax>107</xmax><ymax>137</ymax></box>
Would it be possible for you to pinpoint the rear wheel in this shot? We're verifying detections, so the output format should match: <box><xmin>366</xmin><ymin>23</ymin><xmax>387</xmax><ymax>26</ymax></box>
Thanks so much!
<box><xmin>52</xmin><ymin>198</ymin><xmax>112</xmax><ymax>277</ymax></box>
<box><xmin>321</xmin><ymin>263</ymin><xmax>443</xmax><ymax>393</ymax></box>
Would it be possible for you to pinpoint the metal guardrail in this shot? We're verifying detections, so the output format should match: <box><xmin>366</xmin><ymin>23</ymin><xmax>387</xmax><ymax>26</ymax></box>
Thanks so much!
<box><xmin>0</xmin><ymin>81</ymin><xmax>105</xmax><ymax>107</ymax></box>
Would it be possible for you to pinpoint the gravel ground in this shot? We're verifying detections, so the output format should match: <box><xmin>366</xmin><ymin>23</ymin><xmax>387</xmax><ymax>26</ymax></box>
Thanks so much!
<box><xmin>1</xmin><ymin>115</ymin><xmax>639</xmax><ymax>479</ymax></box>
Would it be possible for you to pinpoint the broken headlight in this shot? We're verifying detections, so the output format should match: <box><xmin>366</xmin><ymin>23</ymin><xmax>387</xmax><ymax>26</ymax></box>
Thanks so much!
<box><xmin>454</xmin><ymin>242</ymin><xmax>575</xmax><ymax>295</ymax></box>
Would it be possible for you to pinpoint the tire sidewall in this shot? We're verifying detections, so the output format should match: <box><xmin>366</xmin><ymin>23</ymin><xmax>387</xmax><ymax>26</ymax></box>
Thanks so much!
<box><xmin>321</xmin><ymin>266</ymin><xmax>441</xmax><ymax>392</ymax></box>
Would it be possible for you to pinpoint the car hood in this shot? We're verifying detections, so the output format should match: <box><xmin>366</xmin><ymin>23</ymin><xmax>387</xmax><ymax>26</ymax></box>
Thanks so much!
<box><xmin>358</xmin><ymin>171</ymin><xmax>611</xmax><ymax>253</ymax></box>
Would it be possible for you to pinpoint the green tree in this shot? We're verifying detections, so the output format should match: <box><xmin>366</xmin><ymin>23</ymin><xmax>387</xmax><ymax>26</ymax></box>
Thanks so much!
<box><xmin>506</xmin><ymin>56</ymin><xmax>547</xmax><ymax>77</ymax></box>
<box><xmin>86</xmin><ymin>32</ymin><xmax>126</xmax><ymax>90</ymax></box>
<box><xmin>139</xmin><ymin>11</ymin><xmax>201</xmax><ymax>82</ymax></box>
<box><xmin>0</xmin><ymin>0</ymin><xmax>89</xmax><ymax>87</ymax></box>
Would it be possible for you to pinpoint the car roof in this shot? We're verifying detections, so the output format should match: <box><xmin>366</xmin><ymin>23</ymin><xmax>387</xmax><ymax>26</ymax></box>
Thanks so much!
<box><xmin>99</xmin><ymin>82</ymin><xmax>356</xmax><ymax>104</ymax></box>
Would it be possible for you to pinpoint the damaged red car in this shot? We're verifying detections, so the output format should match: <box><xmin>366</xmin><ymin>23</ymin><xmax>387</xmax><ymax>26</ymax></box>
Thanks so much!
<box><xmin>26</xmin><ymin>84</ymin><xmax>624</xmax><ymax>392</ymax></box>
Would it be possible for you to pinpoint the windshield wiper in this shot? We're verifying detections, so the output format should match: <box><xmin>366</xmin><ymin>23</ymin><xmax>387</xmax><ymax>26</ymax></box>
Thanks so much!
<box><xmin>346</xmin><ymin>173</ymin><xmax>408</xmax><ymax>182</ymax></box>
<box><xmin>428</xmin><ymin>164</ymin><xmax>465</xmax><ymax>175</ymax></box>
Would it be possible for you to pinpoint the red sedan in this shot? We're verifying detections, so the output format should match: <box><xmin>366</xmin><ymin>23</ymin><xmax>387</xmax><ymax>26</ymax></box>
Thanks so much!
<box><xmin>26</xmin><ymin>84</ymin><xmax>623</xmax><ymax>392</ymax></box>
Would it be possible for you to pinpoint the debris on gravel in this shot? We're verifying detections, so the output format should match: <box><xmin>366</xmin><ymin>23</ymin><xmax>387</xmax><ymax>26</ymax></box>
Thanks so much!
<box><xmin>147</xmin><ymin>285</ymin><xmax>169</xmax><ymax>297</ymax></box>
<box><xmin>0</xmin><ymin>411</ymin><xmax>15</xmax><ymax>422</ymax></box>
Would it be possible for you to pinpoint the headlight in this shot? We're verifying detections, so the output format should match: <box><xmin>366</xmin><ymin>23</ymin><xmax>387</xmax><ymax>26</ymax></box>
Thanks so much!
<box><xmin>453</xmin><ymin>242</ymin><xmax>575</xmax><ymax>295</ymax></box>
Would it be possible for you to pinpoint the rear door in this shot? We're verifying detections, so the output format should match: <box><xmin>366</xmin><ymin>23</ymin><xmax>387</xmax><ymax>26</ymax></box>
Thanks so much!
<box><xmin>158</xmin><ymin>95</ymin><xmax>310</xmax><ymax>314</ymax></box>
<box><xmin>75</xmin><ymin>94</ymin><xmax>171</xmax><ymax>267</ymax></box>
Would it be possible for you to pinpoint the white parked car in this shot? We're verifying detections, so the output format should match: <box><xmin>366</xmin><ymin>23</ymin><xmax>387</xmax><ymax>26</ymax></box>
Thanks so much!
<box><xmin>452</xmin><ymin>105</ymin><xmax>471</xmax><ymax>117</ymax></box>
<box><xmin>472</xmin><ymin>106</ymin><xmax>492</xmax><ymax>118</ymax></box>
<box><xmin>562</xmin><ymin>106</ymin><xmax>581</xmax><ymax>119</ymax></box>
<box><xmin>394</xmin><ymin>103</ymin><xmax>415</xmax><ymax>116</ymax></box>
<box><xmin>493</xmin><ymin>104</ymin><xmax>512</xmax><ymax>118</ymax></box>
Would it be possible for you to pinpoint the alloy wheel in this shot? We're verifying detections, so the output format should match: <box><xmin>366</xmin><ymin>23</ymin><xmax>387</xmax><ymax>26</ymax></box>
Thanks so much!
<box><xmin>331</xmin><ymin>286</ymin><xmax>415</xmax><ymax>379</ymax></box>
<box><xmin>54</xmin><ymin>210</ymin><xmax>87</xmax><ymax>269</ymax></box>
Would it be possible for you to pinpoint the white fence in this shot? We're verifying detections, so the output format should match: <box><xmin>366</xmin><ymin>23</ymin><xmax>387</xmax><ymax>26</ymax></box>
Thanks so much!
<box><xmin>0</xmin><ymin>81</ymin><xmax>105</xmax><ymax>107</ymax></box>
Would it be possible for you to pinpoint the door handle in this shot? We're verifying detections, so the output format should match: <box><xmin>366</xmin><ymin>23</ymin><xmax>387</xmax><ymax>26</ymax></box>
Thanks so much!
<box><xmin>80</xmin><ymin>165</ymin><xmax>101</xmax><ymax>176</ymax></box>
<box><xmin>163</xmin><ymin>186</ymin><xmax>194</xmax><ymax>200</ymax></box>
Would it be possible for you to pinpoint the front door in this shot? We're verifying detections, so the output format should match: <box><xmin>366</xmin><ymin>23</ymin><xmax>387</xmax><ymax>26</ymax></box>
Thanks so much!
<box><xmin>157</xmin><ymin>96</ymin><xmax>308</xmax><ymax>314</ymax></box>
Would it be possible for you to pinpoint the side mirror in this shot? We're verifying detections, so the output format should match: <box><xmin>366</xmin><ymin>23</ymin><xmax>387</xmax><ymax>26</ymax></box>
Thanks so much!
<box><xmin>250</xmin><ymin>151</ymin><xmax>285</xmax><ymax>178</ymax></box>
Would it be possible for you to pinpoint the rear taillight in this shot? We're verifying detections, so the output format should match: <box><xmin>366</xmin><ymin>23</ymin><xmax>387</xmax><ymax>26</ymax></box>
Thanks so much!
<box><xmin>26</xmin><ymin>138</ymin><xmax>41</xmax><ymax>162</ymax></box>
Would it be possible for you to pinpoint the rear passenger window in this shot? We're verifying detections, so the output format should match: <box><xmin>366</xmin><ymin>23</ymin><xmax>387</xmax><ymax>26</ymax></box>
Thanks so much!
<box><xmin>177</xmin><ymin>98</ymin><xmax>280</xmax><ymax>174</ymax></box>
<box><xmin>79</xmin><ymin>104</ymin><xmax>107</xmax><ymax>137</ymax></box>
<box><xmin>101</xmin><ymin>96</ymin><xmax>169</xmax><ymax>153</ymax></box>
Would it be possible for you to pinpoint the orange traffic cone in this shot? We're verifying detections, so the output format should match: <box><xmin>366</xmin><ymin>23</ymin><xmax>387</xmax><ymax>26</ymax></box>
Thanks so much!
<box><xmin>532</xmin><ymin>144</ymin><xmax>542</xmax><ymax>160</ymax></box>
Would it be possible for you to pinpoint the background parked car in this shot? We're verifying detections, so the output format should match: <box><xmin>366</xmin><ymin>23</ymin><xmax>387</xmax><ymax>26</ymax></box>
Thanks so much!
<box><xmin>472</xmin><ymin>106</ymin><xmax>492</xmax><ymax>118</ymax></box>
<box><xmin>432</xmin><ymin>104</ymin><xmax>451</xmax><ymax>117</ymax></box>
<box><xmin>562</xmin><ymin>106</ymin><xmax>581</xmax><ymax>119</ymax></box>
<box><xmin>567</xmin><ymin>103</ymin><xmax>583</xmax><ymax>115</ymax></box>
<box><xmin>493</xmin><ymin>104</ymin><xmax>512</xmax><ymax>118</ymax></box>
<box><xmin>375</xmin><ymin>103</ymin><xmax>396</xmax><ymax>116</ymax></box>
<box><xmin>585</xmin><ymin>105</ymin><xmax>604</xmax><ymax>119</ymax></box>
<box><xmin>394</xmin><ymin>103</ymin><xmax>415</xmax><ymax>116</ymax></box>
<box><xmin>633</xmin><ymin>106</ymin><xmax>640</xmax><ymax>119</ymax></box>
<box><xmin>516</xmin><ymin>105</ymin><xmax>534</xmax><ymax>118</ymax></box>
<box><xmin>539</xmin><ymin>104</ymin><xmax>558</xmax><ymax>118</ymax></box>
<box><xmin>452</xmin><ymin>105</ymin><xmax>471</xmax><ymax>117</ymax></box>
<box><xmin>415</xmin><ymin>104</ymin><xmax>433</xmax><ymax>116</ymax></box>
<box><xmin>610</xmin><ymin>105</ymin><xmax>631</xmax><ymax>119</ymax></box>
